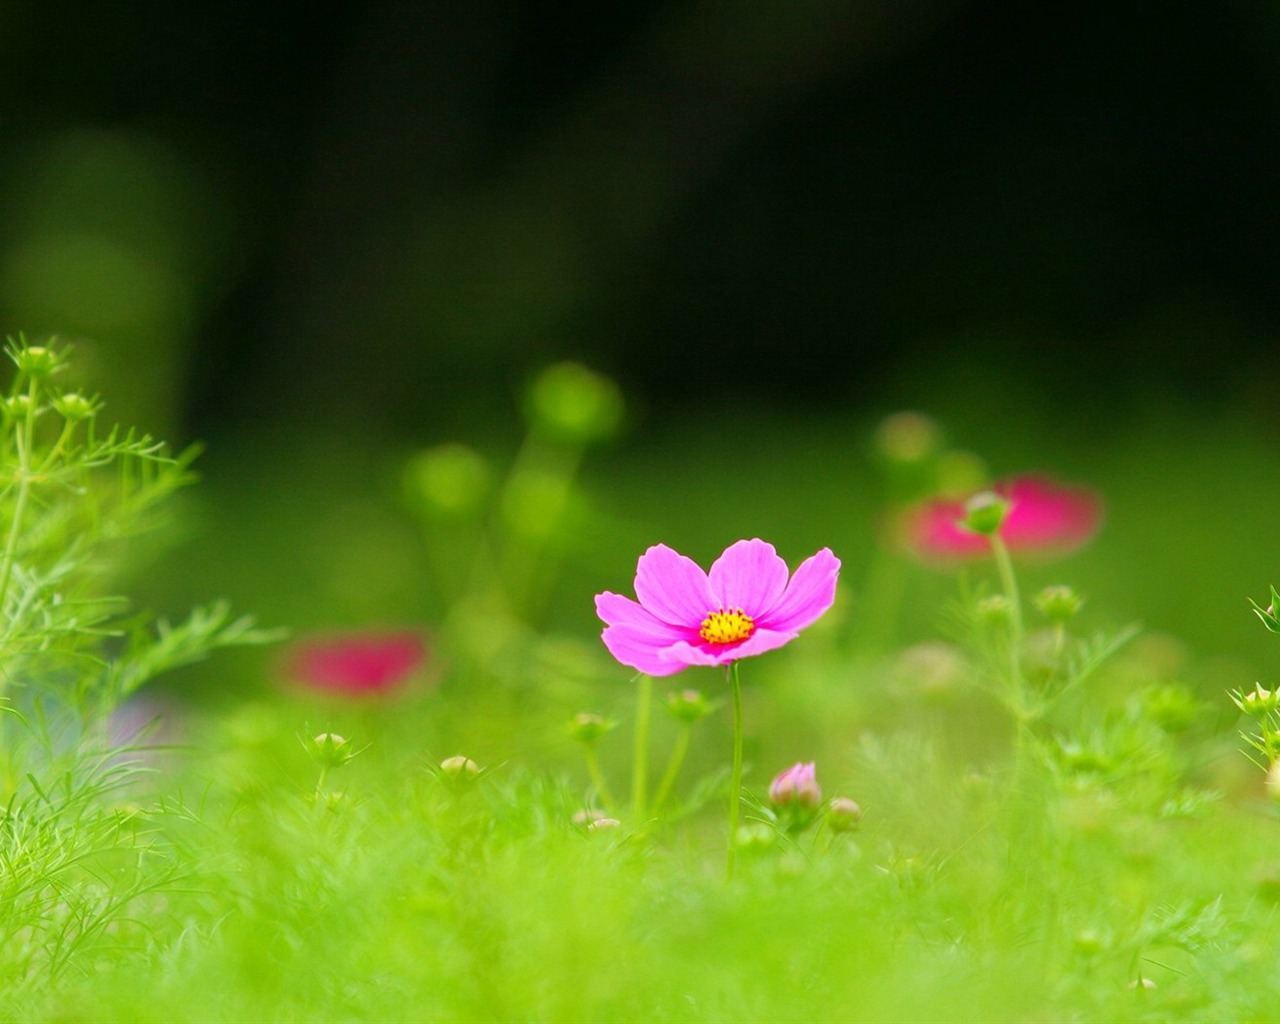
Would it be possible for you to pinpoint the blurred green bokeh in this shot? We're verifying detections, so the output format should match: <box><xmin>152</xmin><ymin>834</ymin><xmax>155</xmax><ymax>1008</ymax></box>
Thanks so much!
<box><xmin>0</xmin><ymin>0</ymin><xmax>1277</xmax><ymax>709</ymax></box>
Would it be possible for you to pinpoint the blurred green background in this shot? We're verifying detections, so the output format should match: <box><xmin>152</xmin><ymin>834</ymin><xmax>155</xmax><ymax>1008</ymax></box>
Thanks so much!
<box><xmin>1</xmin><ymin>0</ymin><xmax>1278</xmax><ymax>690</ymax></box>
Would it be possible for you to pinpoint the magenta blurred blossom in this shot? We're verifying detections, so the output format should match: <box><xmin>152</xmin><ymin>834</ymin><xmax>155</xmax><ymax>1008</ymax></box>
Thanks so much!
<box><xmin>768</xmin><ymin>761</ymin><xmax>822</xmax><ymax>808</ymax></box>
<box><xmin>287</xmin><ymin>630</ymin><xmax>427</xmax><ymax>695</ymax></box>
<box><xmin>904</xmin><ymin>475</ymin><xmax>1102</xmax><ymax>561</ymax></box>
<box><xmin>595</xmin><ymin>539</ymin><xmax>840</xmax><ymax>677</ymax></box>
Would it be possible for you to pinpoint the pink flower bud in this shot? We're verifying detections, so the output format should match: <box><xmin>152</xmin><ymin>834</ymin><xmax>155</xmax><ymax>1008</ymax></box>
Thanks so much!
<box><xmin>768</xmin><ymin>761</ymin><xmax>822</xmax><ymax>809</ymax></box>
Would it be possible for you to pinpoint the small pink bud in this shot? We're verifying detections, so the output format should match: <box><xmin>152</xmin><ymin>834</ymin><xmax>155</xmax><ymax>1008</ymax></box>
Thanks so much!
<box><xmin>768</xmin><ymin>762</ymin><xmax>822</xmax><ymax>809</ymax></box>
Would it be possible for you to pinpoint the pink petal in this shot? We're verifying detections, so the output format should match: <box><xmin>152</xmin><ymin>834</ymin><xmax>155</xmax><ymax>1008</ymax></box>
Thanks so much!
<box><xmin>287</xmin><ymin>631</ymin><xmax>427</xmax><ymax>695</ymax></box>
<box><xmin>594</xmin><ymin>591</ymin><xmax>687</xmax><ymax>641</ymax></box>
<box><xmin>708</xmin><ymin>539</ymin><xmax>789</xmax><ymax>614</ymax></box>
<box><xmin>659</xmin><ymin>627</ymin><xmax>801</xmax><ymax>668</ymax></box>
<box><xmin>904</xmin><ymin>500</ymin><xmax>991</xmax><ymax>558</ymax></box>
<box><xmin>632</xmin><ymin>543</ymin><xmax>717</xmax><ymax>627</ymax></box>
<box><xmin>1001</xmin><ymin>477</ymin><xmax>1101</xmax><ymax>551</ymax></box>
<box><xmin>902</xmin><ymin>475</ymin><xmax>1102</xmax><ymax>562</ymax></box>
<box><xmin>600</xmin><ymin>625</ymin><xmax>690</xmax><ymax>676</ymax></box>
<box><xmin>757</xmin><ymin>548</ymin><xmax>841</xmax><ymax>633</ymax></box>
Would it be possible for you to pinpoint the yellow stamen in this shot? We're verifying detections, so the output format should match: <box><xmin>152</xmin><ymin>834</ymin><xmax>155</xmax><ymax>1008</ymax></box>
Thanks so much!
<box><xmin>699</xmin><ymin>607</ymin><xmax>756</xmax><ymax>645</ymax></box>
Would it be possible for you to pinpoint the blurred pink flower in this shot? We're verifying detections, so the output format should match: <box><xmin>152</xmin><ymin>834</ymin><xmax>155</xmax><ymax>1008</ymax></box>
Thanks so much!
<box><xmin>904</xmin><ymin>475</ymin><xmax>1102</xmax><ymax>561</ymax></box>
<box><xmin>595</xmin><ymin>539</ymin><xmax>840</xmax><ymax>677</ymax></box>
<box><xmin>768</xmin><ymin>761</ymin><xmax>822</xmax><ymax>809</ymax></box>
<box><xmin>286</xmin><ymin>630</ymin><xmax>427</xmax><ymax>696</ymax></box>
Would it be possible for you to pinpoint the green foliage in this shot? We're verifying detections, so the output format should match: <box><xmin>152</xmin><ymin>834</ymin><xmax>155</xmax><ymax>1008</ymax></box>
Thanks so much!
<box><xmin>0</xmin><ymin>335</ymin><xmax>274</xmax><ymax>1015</ymax></box>
<box><xmin>6</xmin><ymin>365</ymin><xmax>1280</xmax><ymax>1022</ymax></box>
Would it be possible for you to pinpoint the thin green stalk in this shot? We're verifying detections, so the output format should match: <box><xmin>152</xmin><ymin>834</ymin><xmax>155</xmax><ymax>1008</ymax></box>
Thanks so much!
<box><xmin>989</xmin><ymin>533</ymin><xmax>1025</xmax><ymax>701</ymax></box>
<box><xmin>851</xmin><ymin>539</ymin><xmax>908</xmax><ymax>654</ymax></box>
<box><xmin>651</xmin><ymin>722</ymin><xmax>691</xmax><ymax>816</ymax></box>
<box><xmin>496</xmin><ymin>430</ymin><xmax>584</xmax><ymax>619</ymax></box>
<box><xmin>726</xmin><ymin>661</ymin><xmax>744</xmax><ymax>879</ymax></box>
<box><xmin>583</xmin><ymin>745</ymin><xmax>617</xmax><ymax>812</ymax></box>
<box><xmin>0</xmin><ymin>373</ymin><xmax>39</xmax><ymax>620</ymax></box>
<box><xmin>631</xmin><ymin>673</ymin><xmax>652</xmax><ymax>820</ymax></box>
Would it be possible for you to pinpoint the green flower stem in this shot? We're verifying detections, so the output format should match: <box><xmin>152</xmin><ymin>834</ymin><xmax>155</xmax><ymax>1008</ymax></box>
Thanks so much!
<box><xmin>726</xmin><ymin>661</ymin><xmax>744</xmax><ymax>879</ymax></box>
<box><xmin>0</xmin><ymin>372</ymin><xmax>39</xmax><ymax>622</ymax></box>
<box><xmin>497</xmin><ymin>431</ymin><xmax>584</xmax><ymax>619</ymax></box>
<box><xmin>851</xmin><ymin>538</ymin><xmax>908</xmax><ymax>654</ymax></box>
<box><xmin>989</xmin><ymin>533</ymin><xmax>1026</xmax><ymax>703</ymax></box>
<box><xmin>989</xmin><ymin>533</ymin><xmax>1043</xmax><ymax>859</ymax></box>
<box><xmin>651</xmin><ymin>721</ymin><xmax>691</xmax><ymax>816</ymax></box>
<box><xmin>631</xmin><ymin>673</ymin><xmax>652</xmax><ymax>820</ymax></box>
<box><xmin>583</xmin><ymin>745</ymin><xmax>617</xmax><ymax>812</ymax></box>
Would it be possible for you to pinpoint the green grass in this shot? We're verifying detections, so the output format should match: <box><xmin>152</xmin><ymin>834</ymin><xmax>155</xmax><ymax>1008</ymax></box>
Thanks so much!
<box><xmin>7</xmin><ymin>347</ymin><xmax>1280</xmax><ymax>1021</ymax></box>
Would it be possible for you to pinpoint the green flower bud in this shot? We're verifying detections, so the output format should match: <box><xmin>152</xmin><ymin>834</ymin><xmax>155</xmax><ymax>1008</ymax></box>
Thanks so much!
<box><xmin>976</xmin><ymin>594</ymin><xmax>1013</xmax><ymax>625</ymax></box>
<box><xmin>525</xmin><ymin>362</ymin><xmax>624</xmax><ymax>444</ymax></box>
<box><xmin>310</xmin><ymin>732</ymin><xmax>358</xmax><ymax>769</ymax></box>
<box><xmin>439</xmin><ymin>754</ymin><xmax>481</xmax><ymax>781</ymax></box>
<box><xmin>1035</xmin><ymin>584</ymin><xmax>1083</xmax><ymax>622</ymax></box>
<box><xmin>872</xmin><ymin>411</ymin><xmax>942</xmax><ymax>467</ymax></box>
<box><xmin>961</xmin><ymin>491</ymin><xmax>1009</xmax><ymax>536</ymax></box>
<box><xmin>403</xmin><ymin>444</ymin><xmax>493</xmax><ymax>520</ymax></box>
<box><xmin>13</xmin><ymin>345</ymin><xmax>63</xmax><ymax>378</ymax></box>
<box><xmin>568</xmin><ymin>712</ymin><xmax>615</xmax><ymax>745</ymax></box>
<box><xmin>1232</xmin><ymin>684</ymin><xmax>1280</xmax><ymax>717</ymax></box>
<box><xmin>52</xmin><ymin>392</ymin><xmax>98</xmax><ymax>422</ymax></box>
<box><xmin>4</xmin><ymin>395</ymin><xmax>34</xmax><ymax>420</ymax></box>
<box><xmin>664</xmin><ymin>688</ymin><xmax>715</xmax><ymax>724</ymax></box>
<box><xmin>826</xmin><ymin>796</ymin><xmax>863</xmax><ymax>832</ymax></box>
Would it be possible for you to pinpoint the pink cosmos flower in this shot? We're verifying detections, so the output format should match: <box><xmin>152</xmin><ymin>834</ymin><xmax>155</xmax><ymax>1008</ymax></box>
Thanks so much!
<box><xmin>903</xmin><ymin>475</ymin><xmax>1101</xmax><ymax>562</ymax></box>
<box><xmin>285</xmin><ymin>630</ymin><xmax>427</xmax><ymax>696</ymax></box>
<box><xmin>595</xmin><ymin>539</ymin><xmax>840</xmax><ymax>677</ymax></box>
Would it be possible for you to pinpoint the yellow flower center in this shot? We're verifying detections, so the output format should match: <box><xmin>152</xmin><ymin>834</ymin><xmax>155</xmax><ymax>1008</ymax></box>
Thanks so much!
<box><xmin>698</xmin><ymin>607</ymin><xmax>756</xmax><ymax>645</ymax></box>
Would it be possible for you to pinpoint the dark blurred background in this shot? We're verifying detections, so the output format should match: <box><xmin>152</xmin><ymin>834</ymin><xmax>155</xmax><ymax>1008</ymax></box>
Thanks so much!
<box><xmin>2</xmin><ymin>0</ymin><xmax>1276</xmax><ymax>442</ymax></box>
<box><xmin>1</xmin><ymin>0</ymin><xmax>1278</xmax><ymax>675</ymax></box>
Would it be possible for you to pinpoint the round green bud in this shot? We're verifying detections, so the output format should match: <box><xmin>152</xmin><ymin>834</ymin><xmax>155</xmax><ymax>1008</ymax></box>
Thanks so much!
<box><xmin>568</xmin><ymin>712</ymin><xmax>615</xmax><ymax>744</ymax></box>
<box><xmin>53</xmin><ymin>392</ymin><xmax>98</xmax><ymax>422</ymax></box>
<box><xmin>311</xmin><ymin>732</ymin><xmax>356</xmax><ymax>768</ymax></box>
<box><xmin>525</xmin><ymin>362</ymin><xmax>624</xmax><ymax>444</ymax></box>
<box><xmin>976</xmin><ymin>594</ymin><xmax>1013</xmax><ymax>625</ymax></box>
<box><xmin>1035</xmin><ymin>585</ymin><xmax>1083</xmax><ymax>622</ymax></box>
<box><xmin>664</xmin><ymin>688</ymin><xmax>714</xmax><ymax>724</ymax></box>
<box><xmin>826</xmin><ymin>796</ymin><xmax>864</xmax><ymax>832</ymax></box>
<box><xmin>961</xmin><ymin>491</ymin><xmax>1009</xmax><ymax>536</ymax></box>
<box><xmin>1234</xmin><ymin>684</ymin><xmax>1279</xmax><ymax>717</ymax></box>
<box><xmin>872</xmin><ymin>411</ymin><xmax>943</xmax><ymax>466</ymax></box>
<box><xmin>14</xmin><ymin>345</ymin><xmax>63</xmax><ymax>378</ymax></box>
<box><xmin>4</xmin><ymin>395</ymin><xmax>34</xmax><ymax>420</ymax></box>
<box><xmin>403</xmin><ymin>444</ymin><xmax>492</xmax><ymax>520</ymax></box>
<box><xmin>440</xmin><ymin>754</ymin><xmax>481</xmax><ymax>780</ymax></box>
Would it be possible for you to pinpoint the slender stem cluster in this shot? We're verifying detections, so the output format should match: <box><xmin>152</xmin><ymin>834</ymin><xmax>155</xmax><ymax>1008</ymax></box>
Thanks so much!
<box><xmin>726</xmin><ymin>661</ymin><xmax>744</xmax><ymax>878</ymax></box>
